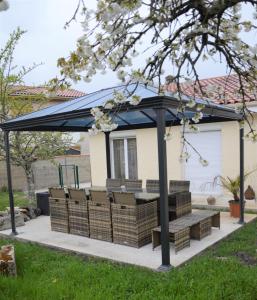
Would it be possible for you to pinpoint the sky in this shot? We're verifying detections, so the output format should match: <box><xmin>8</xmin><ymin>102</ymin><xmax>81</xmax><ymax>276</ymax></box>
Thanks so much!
<box><xmin>0</xmin><ymin>0</ymin><xmax>256</xmax><ymax>94</ymax></box>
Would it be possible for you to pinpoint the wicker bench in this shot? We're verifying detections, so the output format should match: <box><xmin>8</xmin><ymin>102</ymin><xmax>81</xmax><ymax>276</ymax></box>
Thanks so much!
<box><xmin>193</xmin><ymin>210</ymin><xmax>220</xmax><ymax>228</ymax></box>
<box><xmin>152</xmin><ymin>210</ymin><xmax>220</xmax><ymax>252</ymax></box>
<box><xmin>152</xmin><ymin>224</ymin><xmax>190</xmax><ymax>253</ymax></box>
<box><xmin>170</xmin><ymin>213</ymin><xmax>214</xmax><ymax>240</ymax></box>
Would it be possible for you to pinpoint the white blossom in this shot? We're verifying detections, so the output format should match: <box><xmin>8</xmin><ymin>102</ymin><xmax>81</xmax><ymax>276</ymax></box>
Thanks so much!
<box><xmin>192</xmin><ymin>112</ymin><xmax>203</xmax><ymax>123</ymax></box>
<box><xmin>0</xmin><ymin>0</ymin><xmax>8</xmax><ymax>11</ymax></box>
<box><xmin>129</xmin><ymin>95</ymin><xmax>141</xmax><ymax>106</ymax></box>
<box><xmin>199</xmin><ymin>157</ymin><xmax>209</xmax><ymax>167</ymax></box>
<box><xmin>179</xmin><ymin>151</ymin><xmax>190</xmax><ymax>162</ymax></box>
<box><xmin>186</xmin><ymin>98</ymin><xmax>196</xmax><ymax>108</ymax></box>
<box><xmin>164</xmin><ymin>132</ymin><xmax>172</xmax><ymax>141</ymax></box>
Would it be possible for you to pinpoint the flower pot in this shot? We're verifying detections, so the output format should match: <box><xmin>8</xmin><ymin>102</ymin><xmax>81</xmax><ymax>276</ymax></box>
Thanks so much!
<box><xmin>207</xmin><ymin>195</ymin><xmax>216</xmax><ymax>205</ymax></box>
<box><xmin>228</xmin><ymin>200</ymin><xmax>244</xmax><ymax>218</ymax></box>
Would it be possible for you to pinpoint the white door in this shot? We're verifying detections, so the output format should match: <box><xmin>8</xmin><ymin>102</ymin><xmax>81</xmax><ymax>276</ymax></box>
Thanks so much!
<box><xmin>184</xmin><ymin>130</ymin><xmax>221</xmax><ymax>194</ymax></box>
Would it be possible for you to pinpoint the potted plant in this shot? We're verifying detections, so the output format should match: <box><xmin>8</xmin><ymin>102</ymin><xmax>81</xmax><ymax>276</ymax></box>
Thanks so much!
<box><xmin>213</xmin><ymin>171</ymin><xmax>254</xmax><ymax>217</ymax></box>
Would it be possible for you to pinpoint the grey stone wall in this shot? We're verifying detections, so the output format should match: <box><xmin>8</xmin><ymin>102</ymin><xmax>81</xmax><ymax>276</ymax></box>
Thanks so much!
<box><xmin>0</xmin><ymin>155</ymin><xmax>91</xmax><ymax>191</ymax></box>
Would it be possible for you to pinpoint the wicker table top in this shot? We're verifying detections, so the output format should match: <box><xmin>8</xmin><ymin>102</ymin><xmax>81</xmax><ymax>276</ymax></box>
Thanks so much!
<box><xmin>192</xmin><ymin>210</ymin><xmax>220</xmax><ymax>217</ymax></box>
<box><xmin>134</xmin><ymin>192</ymin><xmax>159</xmax><ymax>201</ymax></box>
<box><xmin>153</xmin><ymin>223</ymin><xmax>189</xmax><ymax>234</ymax></box>
<box><xmin>170</xmin><ymin>213</ymin><xmax>212</xmax><ymax>227</ymax></box>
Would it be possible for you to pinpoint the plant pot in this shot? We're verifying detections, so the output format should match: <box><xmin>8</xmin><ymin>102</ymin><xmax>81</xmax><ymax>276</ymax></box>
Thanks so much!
<box><xmin>207</xmin><ymin>195</ymin><xmax>216</xmax><ymax>205</ymax></box>
<box><xmin>228</xmin><ymin>200</ymin><xmax>244</xmax><ymax>218</ymax></box>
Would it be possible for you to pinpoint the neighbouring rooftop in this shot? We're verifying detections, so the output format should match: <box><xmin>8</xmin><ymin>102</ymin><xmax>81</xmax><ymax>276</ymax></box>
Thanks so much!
<box><xmin>166</xmin><ymin>74</ymin><xmax>257</xmax><ymax>105</ymax></box>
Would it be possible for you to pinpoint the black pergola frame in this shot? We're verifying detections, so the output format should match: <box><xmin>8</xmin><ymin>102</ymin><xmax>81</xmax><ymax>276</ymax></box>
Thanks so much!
<box><xmin>0</xmin><ymin>94</ymin><xmax>245</xmax><ymax>270</ymax></box>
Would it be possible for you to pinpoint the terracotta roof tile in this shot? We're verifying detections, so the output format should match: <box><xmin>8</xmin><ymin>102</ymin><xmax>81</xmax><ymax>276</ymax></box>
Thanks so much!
<box><xmin>166</xmin><ymin>74</ymin><xmax>256</xmax><ymax>105</ymax></box>
<box><xmin>9</xmin><ymin>86</ymin><xmax>86</xmax><ymax>99</ymax></box>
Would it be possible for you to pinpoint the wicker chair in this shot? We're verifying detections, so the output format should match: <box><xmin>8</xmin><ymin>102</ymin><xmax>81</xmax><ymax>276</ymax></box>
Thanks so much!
<box><xmin>48</xmin><ymin>187</ymin><xmax>68</xmax><ymax>233</ymax></box>
<box><xmin>68</xmin><ymin>188</ymin><xmax>87</xmax><ymax>201</ymax></box>
<box><xmin>169</xmin><ymin>180</ymin><xmax>190</xmax><ymax>193</ymax></box>
<box><xmin>88</xmin><ymin>189</ymin><xmax>112</xmax><ymax>242</ymax></box>
<box><xmin>67</xmin><ymin>188</ymin><xmax>89</xmax><ymax>237</ymax></box>
<box><xmin>49</xmin><ymin>187</ymin><xmax>66</xmax><ymax>199</ymax></box>
<box><xmin>111</xmin><ymin>192</ymin><xmax>158</xmax><ymax>247</ymax></box>
<box><xmin>112</xmin><ymin>192</ymin><xmax>136</xmax><ymax>205</ymax></box>
<box><xmin>106</xmin><ymin>178</ymin><xmax>123</xmax><ymax>192</ymax></box>
<box><xmin>146</xmin><ymin>179</ymin><xmax>159</xmax><ymax>193</ymax></box>
<box><xmin>124</xmin><ymin>179</ymin><xmax>143</xmax><ymax>192</ymax></box>
<box><xmin>90</xmin><ymin>190</ymin><xmax>109</xmax><ymax>203</ymax></box>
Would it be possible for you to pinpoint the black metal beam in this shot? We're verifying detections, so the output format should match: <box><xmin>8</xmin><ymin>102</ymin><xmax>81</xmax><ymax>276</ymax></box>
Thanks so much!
<box><xmin>0</xmin><ymin>96</ymin><xmax>242</xmax><ymax>132</ymax></box>
<box><xmin>239</xmin><ymin>125</ymin><xmax>245</xmax><ymax>224</ymax></box>
<box><xmin>140</xmin><ymin>110</ymin><xmax>156</xmax><ymax>123</ymax></box>
<box><xmin>155</xmin><ymin>108</ymin><xmax>171</xmax><ymax>270</ymax></box>
<box><xmin>105</xmin><ymin>132</ymin><xmax>111</xmax><ymax>178</ymax></box>
<box><xmin>4</xmin><ymin>131</ymin><xmax>17</xmax><ymax>235</ymax></box>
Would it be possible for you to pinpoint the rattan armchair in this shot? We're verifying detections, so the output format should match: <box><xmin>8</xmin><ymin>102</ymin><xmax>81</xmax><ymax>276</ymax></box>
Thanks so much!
<box><xmin>124</xmin><ymin>179</ymin><xmax>143</xmax><ymax>192</ymax></box>
<box><xmin>90</xmin><ymin>190</ymin><xmax>110</xmax><ymax>203</ymax></box>
<box><xmin>146</xmin><ymin>179</ymin><xmax>159</xmax><ymax>193</ymax></box>
<box><xmin>106</xmin><ymin>178</ymin><xmax>123</xmax><ymax>192</ymax></box>
<box><xmin>67</xmin><ymin>188</ymin><xmax>89</xmax><ymax>237</ymax></box>
<box><xmin>111</xmin><ymin>192</ymin><xmax>158</xmax><ymax>247</ymax></box>
<box><xmin>88</xmin><ymin>189</ymin><xmax>112</xmax><ymax>242</ymax></box>
<box><xmin>49</xmin><ymin>187</ymin><xmax>66</xmax><ymax>199</ymax></box>
<box><xmin>112</xmin><ymin>191</ymin><xmax>136</xmax><ymax>205</ymax></box>
<box><xmin>169</xmin><ymin>180</ymin><xmax>190</xmax><ymax>193</ymax></box>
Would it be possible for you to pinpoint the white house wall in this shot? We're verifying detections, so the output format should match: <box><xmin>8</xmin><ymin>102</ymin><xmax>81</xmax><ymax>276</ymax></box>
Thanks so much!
<box><xmin>89</xmin><ymin>117</ymin><xmax>257</xmax><ymax>196</ymax></box>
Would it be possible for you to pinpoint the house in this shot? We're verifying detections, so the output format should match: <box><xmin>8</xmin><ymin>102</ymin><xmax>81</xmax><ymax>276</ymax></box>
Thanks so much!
<box><xmin>10</xmin><ymin>85</ymin><xmax>87</xmax><ymax>145</ymax></box>
<box><xmin>88</xmin><ymin>75</ymin><xmax>257</xmax><ymax>200</ymax></box>
<box><xmin>9</xmin><ymin>85</ymin><xmax>86</xmax><ymax>107</ymax></box>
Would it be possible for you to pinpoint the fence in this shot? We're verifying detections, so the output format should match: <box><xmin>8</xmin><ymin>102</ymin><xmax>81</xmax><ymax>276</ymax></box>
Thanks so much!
<box><xmin>0</xmin><ymin>155</ymin><xmax>91</xmax><ymax>191</ymax></box>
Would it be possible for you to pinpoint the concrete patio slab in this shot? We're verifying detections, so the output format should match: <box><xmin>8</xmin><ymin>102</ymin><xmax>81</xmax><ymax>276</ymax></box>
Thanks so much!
<box><xmin>192</xmin><ymin>196</ymin><xmax>257</xmax><ymax>213</ymax></box>
<box><xmin>0</xmin><ymin>211</ymin><xmax>256</xmax><ymax>270</ymax></box>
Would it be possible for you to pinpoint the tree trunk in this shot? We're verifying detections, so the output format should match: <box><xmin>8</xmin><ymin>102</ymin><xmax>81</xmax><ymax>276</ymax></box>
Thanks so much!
<box><xmin>24</xmin><ymin>167</ymin><xmax>35</xmax><ymax>205</ymax></box>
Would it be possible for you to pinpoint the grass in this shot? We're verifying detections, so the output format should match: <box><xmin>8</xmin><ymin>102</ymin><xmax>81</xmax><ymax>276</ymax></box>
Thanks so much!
<box><xmin>0</xmin><ymin>219</ymin><xmax>256</xmax><ymax>300</ymax></box>
<box><xmin>0</xmin><ymin>192</ymin><xmax>29</xmax><ymax>211</ymax></box>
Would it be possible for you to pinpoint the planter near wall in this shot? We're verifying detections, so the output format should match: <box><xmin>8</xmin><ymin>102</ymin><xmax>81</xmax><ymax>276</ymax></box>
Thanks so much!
<box><xmin>207</xmin><ymin>195</ymin><xmax>216</xmax><ymax>205</ymax></box>
<box><xmin>228</xmin><ymin>200</ymin><xmax>244</xmax><ymax>218</ymax></box>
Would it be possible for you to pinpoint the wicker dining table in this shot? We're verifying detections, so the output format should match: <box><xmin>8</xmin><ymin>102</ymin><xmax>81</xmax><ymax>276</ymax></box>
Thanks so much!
<box><xmin>85</xmin><ymin>187</ymin><xmax>160</xmax><ymax>202</ymax></box>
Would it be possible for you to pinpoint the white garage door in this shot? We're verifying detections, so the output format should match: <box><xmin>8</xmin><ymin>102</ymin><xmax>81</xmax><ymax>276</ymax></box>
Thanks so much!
<box><xmin>184</xmin><ymin>130</ymin><xmax>221</xmax><ymax>195</ymax></box>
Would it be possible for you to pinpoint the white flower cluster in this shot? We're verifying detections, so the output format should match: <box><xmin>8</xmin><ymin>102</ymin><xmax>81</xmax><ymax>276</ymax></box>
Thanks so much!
<box><xmin>0</xmin><ymin>0</ymin><xmax>9</xmax><ymax>11</ymax></box>
<box><xmin>192</xmin><ymin>112</ymin><xmax>203</xmax><ymax>123</ymax></box>
<box><xmin>245</xmin><ymin>131</ymin><xmax>257</xmax><ymax>143</ymax></box>
<box><xmin>164</xmin><ymin>132</ymin><xmax>172</xmax><ymax>141</ymax></box>
<box><xmin>89</xmin><ymin>107</ymin><xmax>118</xmax><ymax>135</ymax></box>
<box><xmin>199</xmin><ymin>157</ymin><xmax>209</xmax><ymax>167</ymax></box>
<box><xmin>129</xmin><ymin>95</ymin><xmax>141</xmax><ymax>106</ymax></box>
<box><xmin>179</xmin><ymin>151</ymin><xmax>190</xmax><ymax>162</ymax></box>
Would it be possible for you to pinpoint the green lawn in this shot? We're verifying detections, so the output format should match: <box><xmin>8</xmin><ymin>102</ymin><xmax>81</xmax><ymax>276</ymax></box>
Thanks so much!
<box><xmin>0</xmin><ymin>219</ymin><xmax>256</xmax><ymax>300</ymax></box>
<box><xmin>0</xmin><ymin>192</ymin><xmax>29</xmax><ymax>211</ymax></box>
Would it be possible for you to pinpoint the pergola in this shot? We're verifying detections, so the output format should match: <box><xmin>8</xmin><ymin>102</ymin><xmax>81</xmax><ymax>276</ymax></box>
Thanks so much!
<box><xmin>0</xmin><ymin>83</ymin><xmax>244</xmax><ymax>270</ymax></box>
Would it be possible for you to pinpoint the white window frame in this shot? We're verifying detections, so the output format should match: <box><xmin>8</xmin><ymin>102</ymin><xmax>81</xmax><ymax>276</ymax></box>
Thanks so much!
<box><xmin>110</xmin><ymin>131</ymin><xmax>136</xmax><ymax>179</ymax></box>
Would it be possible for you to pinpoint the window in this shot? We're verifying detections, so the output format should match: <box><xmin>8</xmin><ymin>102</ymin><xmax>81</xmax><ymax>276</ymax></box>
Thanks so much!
<box><xmin>111</xmin><ymin>137</ymin><xmax>138</xmax><ymax>179</ymax></box>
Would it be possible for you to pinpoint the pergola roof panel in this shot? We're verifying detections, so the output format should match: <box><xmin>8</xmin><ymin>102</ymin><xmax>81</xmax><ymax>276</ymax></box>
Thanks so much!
<box><xmin>0</xmin><ymin>83</ymin><xmax>242</xmax><ymax>132</ymax></box>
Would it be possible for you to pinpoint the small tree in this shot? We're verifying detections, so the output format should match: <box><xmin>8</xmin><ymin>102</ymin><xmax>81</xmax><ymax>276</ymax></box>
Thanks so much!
<box><xmin>0</xmin><ymin>28</ymin><xmax>72</xmax><ymax>202</ymax></box>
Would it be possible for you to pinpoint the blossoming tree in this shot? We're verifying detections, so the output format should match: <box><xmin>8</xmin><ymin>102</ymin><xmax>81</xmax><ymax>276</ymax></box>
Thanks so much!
<box><xmin>55</xmin><ymin>0</ymin><xmax>257</xmax><ymax>164</ymax></box>
<box><xmin>0</xmin><ymin>28</ymin><xmax>72</xmax><ymax>202</ymax></box>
